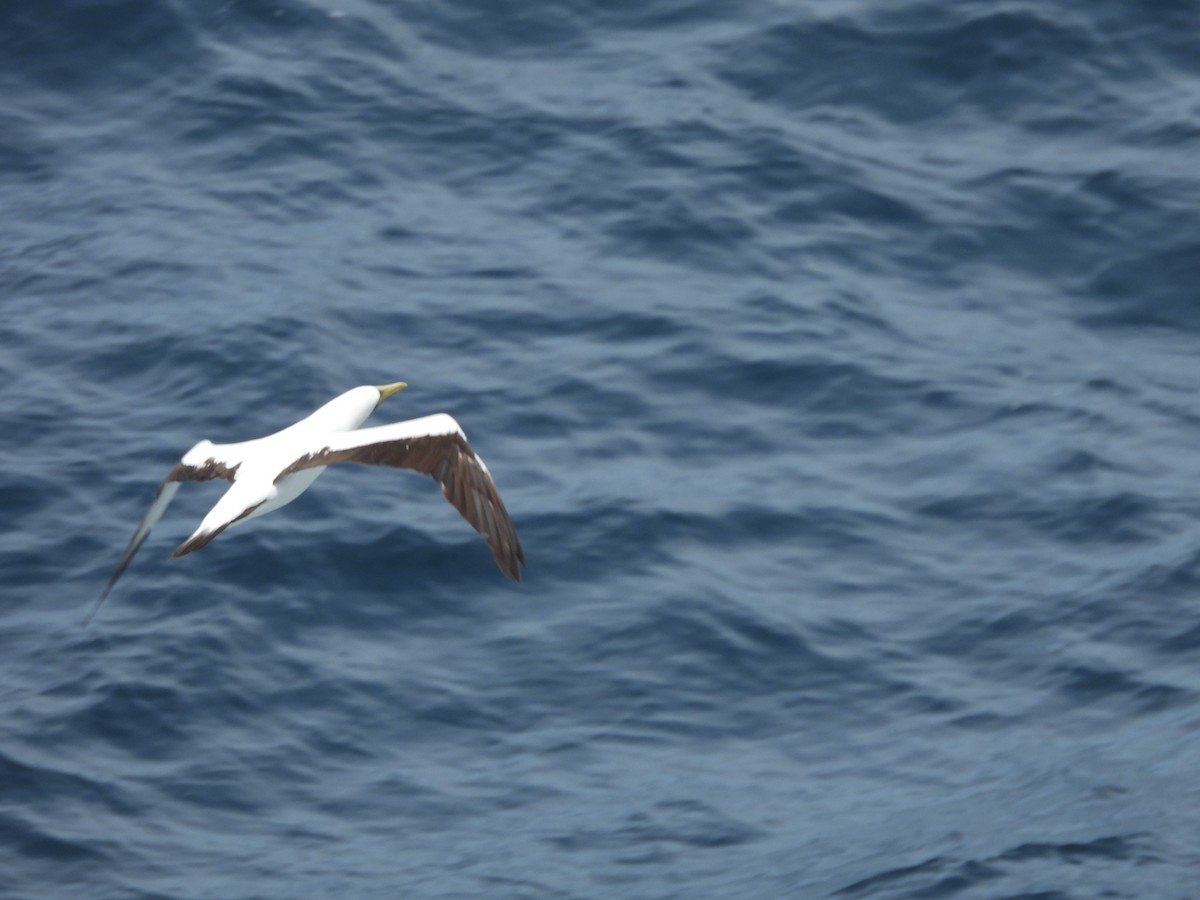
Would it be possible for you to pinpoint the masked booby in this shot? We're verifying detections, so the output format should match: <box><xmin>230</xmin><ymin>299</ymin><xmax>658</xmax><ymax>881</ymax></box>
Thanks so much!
<box><xmin>89</xmin><ymin>382</ymin><xmax>524</xmax><ymax>624</ymax></box>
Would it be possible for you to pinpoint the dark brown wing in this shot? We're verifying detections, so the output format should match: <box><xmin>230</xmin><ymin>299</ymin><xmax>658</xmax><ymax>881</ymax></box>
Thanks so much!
<box><xmin>162</xmin><ymin>458</ymin><xmax>240</xmax><ymax>485</ymax></box>
<box><xmin>87</xmin><ymin>456</ymin><xmax>239</xmax><ymax>625</ymax></box>
<box><xmin>280</xmin><ymin>432</ymin><xmax>525</xmax><ymax>581</ymax></box>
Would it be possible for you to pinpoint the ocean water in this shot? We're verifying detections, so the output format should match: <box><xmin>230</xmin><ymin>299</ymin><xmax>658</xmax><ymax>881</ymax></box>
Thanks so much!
<box><xmin>3</xmin><ymin>0</ymin><xmax>1200</xmax><ymax>897</ymax></box>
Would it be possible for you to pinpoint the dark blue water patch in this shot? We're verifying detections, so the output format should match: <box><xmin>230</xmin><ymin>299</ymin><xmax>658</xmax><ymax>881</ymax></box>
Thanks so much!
<box><xmin>917</xmin><ymin>608</ymin><xmax>1042</xmax><ymax>658</ymax></box>
<box><xmin>516</xmin><ymin>374</ymin><xmax>654</xmax><ymax>429</ymax></box>
<box><xmin>0</xmin><ymin>240</ymin><xmax>108</xmax><ymax>303</ymax></box>
<box><xmin>1158</xmin><ymin>615</ymin><xmax>1200</xmax><ymax>659</ymax></box>
<box><xmin>548</xmin><ymin>798</ymin><xmax>761</xmax><ymax>855</ymax></box>
<box><xmin>982</xmin><ymin>399</ymin><xmax>1117</xmax><ymax>438</ymax></box>
<box><xmin>1047</xmin><ymin>448</ymin><xmax>1119</xmax><ymax>477</ymax></box>
<box><xmin>1113</xmin><ymin>547</ymin><xmax>1200</xmax><ymax>603</ymax></box>
<box><xmin>0</xmin><ymin>114</ymin><xmax>58</xmax><ymax>183</ymax></box>
<box><xmin>0</xmin><ymin>750</ymin><xmax>119</xmax><ymax>824</ymax></box>
<box><xmin>497</xmin><ymin>505</ymin><xmax>683</xmax><ymax>583</ymax></box>
<box><xmin>439</xmin><ymin>305</ymin><xmax>699</xmax><ymax>360</ymax></box>
<box><xmin>591</xmin><ymin>0</ymin><xmax>741</xmax><ymax>33</ymax></box>
<box><xmin>912</xmin><ymin>489</ymin><xmax>1165</xmax><ymax>547</ymax></box>
<box><xmin>226</xmin><ymin>523</ymin><xmax>516</xmax><ymax>619</ymax></box>
<box><xmin>904</xmin><ymin>10</ymin><xmax>1100</xmax><ymax>111</ymax></box>
<box><xmin>956</xmin><ymin>168</ymin><xmax>1119</xmax><ymax>283</ymax></box>
<box><xmin>66</xmin><ymin>681</ymin><xmax>191</xmax><ymax>759</ymax></box>
<box><xmin>488</xmin><ymin>498</ymin><xmax>835</xmax><ymax>590</ymax></box>
<box><xmin>81</xmin><ymin>317</ymin><xmax>332</xmax><ymax>409</ymax></box>
<box><xmin>155</xmin><ymin>762</ymin><xmax>278</xmax><ymax>816</ymax></box>
<box><xmin>652</xmin><ymin>347</ymin><xmax>984</xmax><ymax>441</ymax></box>
<box><xmin>602</xmin><ymin>194</ymin><xmax>765</xmax><ymax>275</ymax></box>
<box><xmin>711</xmin><ymin>17</ymin><xmax>973</xmax><ymax>125</ymax></box>
<box><xmin>834</xmin><ymin>854</ymin><xmax>954</xmax><ymax>899</ymax></box>
<box><xmin>659</xmin><ymin>350</ymin><xmax>876</xmax><ymax>409</ymax></box>
<box><xmin>577</xmin><ymin>309</ymin><xmax>693</xmax><ymax>344</ymax></box>
<box><xmin>1050</xmin><ymin>664</ymin><xmax>1192</xmax><ymax>715</ymax></box>
<box><xmin>715</xmin><ymin>20</ymin><xmax>905</xmax><ymax>118</ymax></box>
<box><xmin>1080</xmin><ymin>240</ymin><xmax>1200</xmax><ymax>332</ymax></box>
<box><xmin>407</xmin><ymin>0</ymin><xmax>591</xmax><ymax>58</ymax></box>
<box><xmin>996</xmin><ymin>834</ymin><xmax>1148</xmax><ymax>866</ymax></box>
<box><xmin>0</xmin><ymin>813</ymin><xmax>102</xmax><ymax>865</ymax></box>
<box><xmin>738</xmin><ymin>5</ymin><xmax>1149</xmax><ymax>123</ymax></box>
<box><xmin>0</xmin><ymin>2</ymin><xmax>194</xmax><ymax>90</ymax></box>
<box><xmin>0</xmin><ymin>475</ymin><xmax>57</xmax><ymax>525</ymax></box>
<box><xmin>177</xmin><ymin>73</ymin><xmax>326</xmax><ymax>148</ymax></box>
<box><xmin>834</xmin><ymin>833</ymin><xmax>1158</xmax><ymax>900</ymax></box>
<box><xmin>191</xmin><ymin>0</ymin><xmax>348</xmax><ymax>42</ymax></box>
<box><xmin>561</xmin><ymin>594</ymin><xmax>914</xmax><ymax>743</ymax></box>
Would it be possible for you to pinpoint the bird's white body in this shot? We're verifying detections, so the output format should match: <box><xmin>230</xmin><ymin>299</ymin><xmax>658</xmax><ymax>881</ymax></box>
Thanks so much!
<box><xmin>184</xmin><ymin>385</ymin><xmax>381</xmax><ymax>542</ymax></box>
<box><xmin>93</xmin><ymin>382</ymin><xmax>524</xmax><ymax>622</ymax></box>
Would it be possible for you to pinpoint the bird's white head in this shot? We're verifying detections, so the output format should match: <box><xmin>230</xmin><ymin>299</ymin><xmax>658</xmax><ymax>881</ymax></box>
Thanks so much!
<box><xmin>306</xmin><ymin>382</ymin><xmax>408</xmax><ymax>432</ymax></box>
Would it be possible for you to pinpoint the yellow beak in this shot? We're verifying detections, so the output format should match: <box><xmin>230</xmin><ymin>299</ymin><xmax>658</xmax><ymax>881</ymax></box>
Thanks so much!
<box><xmin>376</xmin><ymin>381</ymin><xmax>408</xmax><ymax>401</ymax></box>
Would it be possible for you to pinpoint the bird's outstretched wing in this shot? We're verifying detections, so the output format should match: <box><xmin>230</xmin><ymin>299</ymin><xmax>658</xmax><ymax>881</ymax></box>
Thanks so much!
<box><xmin>280</xmin><ymin>414</ymin><xmax>525</xmax><ymax>581</ymax></box>
<box><xmin>87</xmin><ymin>444</ymin><xmax>241</xmax><ymax>625</ymax></box>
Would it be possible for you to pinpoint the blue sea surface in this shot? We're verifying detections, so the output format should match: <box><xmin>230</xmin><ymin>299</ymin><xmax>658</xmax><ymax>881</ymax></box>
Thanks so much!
<box><xmin>3</xmin><ymin>1</ymin><xmax>1200</xmax><ymax>897</ymax></box>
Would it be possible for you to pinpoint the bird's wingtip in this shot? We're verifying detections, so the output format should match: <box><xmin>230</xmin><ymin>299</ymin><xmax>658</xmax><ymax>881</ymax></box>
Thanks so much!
<box><xmin>171</xmin><ymin>523</ymin><xmax>229</xmax><ymax>558</ymax></box>
<box><xmin>504</xmin><ymin>558</ymin><xmax>524</xmax><ymax>583</ymax></box>
<box><xmin>82</xmin><ymin>589</ymin><xmax>110</xmax><ymax>628</ymax></box>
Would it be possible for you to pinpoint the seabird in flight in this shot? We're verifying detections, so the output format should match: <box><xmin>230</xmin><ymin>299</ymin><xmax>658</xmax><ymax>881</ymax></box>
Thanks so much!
<box><xmin>89</xmin><ymin>382</ymin><xmax>524</xmax><ymax>624</ymax></box>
